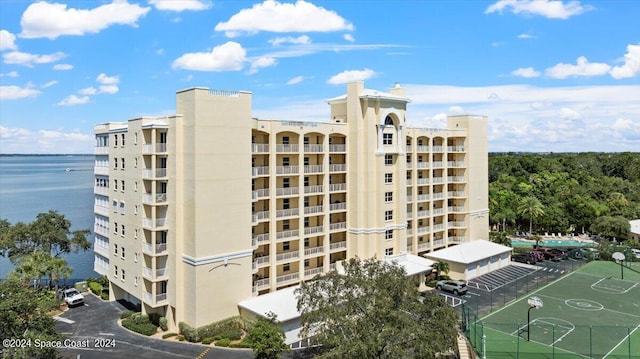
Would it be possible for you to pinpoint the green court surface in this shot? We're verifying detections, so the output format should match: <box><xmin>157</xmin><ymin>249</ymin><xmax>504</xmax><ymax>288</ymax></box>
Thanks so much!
<box><xmin>468</xmin><ymin>261</ymin><xmax>640</xmax><ymax>358</ymax></box>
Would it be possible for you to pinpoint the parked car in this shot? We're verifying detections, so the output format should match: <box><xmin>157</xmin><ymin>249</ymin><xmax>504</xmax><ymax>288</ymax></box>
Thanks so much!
<box><xmin>631</xmin><ymin>248</ymin><xmax>640</xmax><ymax>260</ymax></box>
<box><xmin>512</xmin><ymin>253</ymin><xmax>537</xmax><ymax>265</ymax></box>
<box><xmin>531</xmin><ymin>250</ymin><xmax>545</xmax><ymax>261</ymax></box>
<box><xmin>549</xmin><ymin>248</ymin><xmax>568</xmax><ymax>259</ymax></box>
<box><xmin>435</xmin><ymin>280</ymin><xmax>468</xmax><ymax>295</ymax></box>
<box><xmin>566</xmin><ymin>248</ymin><xmax>583</xmax><ymax>259</ymax></box>
<box><xmin>62</xmin><ymin>288</ymin><xmax>85</xmax><ymax>307</ymax></box>
<box><xmin>538</xmin><ymin>248</ymin><xmax>562</xmax><ymax>261</ymax></box>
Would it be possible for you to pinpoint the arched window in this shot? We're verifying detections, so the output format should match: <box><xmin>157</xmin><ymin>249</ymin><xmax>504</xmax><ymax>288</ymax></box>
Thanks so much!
<box><xmin>384</xmin><ymin>115</ymin><xmax>394</xmax><ymax>126</ymax></box>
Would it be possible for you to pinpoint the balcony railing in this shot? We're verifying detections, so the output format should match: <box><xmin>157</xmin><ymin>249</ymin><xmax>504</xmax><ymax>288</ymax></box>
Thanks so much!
<box><xmin>142</xmin><ymin>143</ymin><xmax>167</xmax><ymax>154</ymax></box>
<box><xmin>447</xmin><ymin>176</ymin><xmax>465</xmax><ymax>182</ymax></box>
<box><xmin>94</xmin><ymin>166</ymin><xmax>109</xmax><ymax>175</ymax></box>
<box><xmin>276</xmin><ymin>187</ymin><xmax>299</xmax><ymax>196</ymax></box>
<box><xmin>276</xmin><ymin>166</ymin><xmax>299</xmax><ymax>175</ymax></box>
<box><xmin>276</xmin><ymin>144</ymin><xmax>299</xmax><ymax>153</ymax></box>
<box><xmin>432</xmin><ymin>177</ymin><xmax>444</xmax><ymax>184</ymax></box>
<box><xmin>253</xmin><ymin>233</ymin><xmax>270</xmax><ymax>245</ymax></box>
<box><xmin>276</xmin><ymin>208</ymin><xmax>299</xmax><ymax>218</ymax></box>
<box><xmin>304</xmin><ymin>225</ymin><xmax>324</xmax><ymax>235</ymax></box>
<box><xmin>304</xmin><ymin>165</ymin><xmax>323</xmax><ymax>174</ymax></box>
<box><xmin>94</xmin><ymin>242</ymin><xmax>109</xmax><ymax>258</ymax></box>
<box><xmin>276</xmin><ymin>251</ymin><xmax>299</xmax><ymax>262</ymax></box>
<box><xmin>448</xmin><ymin>221</ymin><xmax>466</xmax><ymax>228</ymax></box>
<box><xmin>433</xmin><ymin>146</ymin><xmax>444</xmax><ymax>152</ymax></box>
<box><xmin>432</xmin><ymin>161</ymin><xmax>444</xmax><ymax>168</ymax></box>
<box><xmin>416</xmin><ymin>145</ymin><xmax>429</xmax><ymax>152</ymax></box>
<box><xmin>143</xmin><ymin>218</ymin><xmax>167</xmax><ymax>229</ymax></box>
<box><xmin>417</xmin><ymin>194</ymin><xmax>430</xmax><ymax>202</ymax></box>
<box><xmin>94</xmin><ymin>224</ymin><xmax>109</xmax><ymax>236</ymax></box>
<box><xmin>252</xmin><ymin>166</ymin><xmax>269</xmax><ymax>176</ymax></box>
<box><xmin>252</xmin><ymin>211</ymin><xmax>270</xmax><ymax>224</ymax></box>
<box><xmin>449</xmin><ymin>236</ymin><xmax>465</xmax><ymax>243</ymax></box>
<box><xmin>329</xmin><ymin>164</ymin><xmax>346</xmax><ymax>172</ymax></box>
<box><xmin>329</xmin><ymin>183</ymin><xmax>346</xmax><ymax>192</ymax></box>
<box><xmin>304</xmin><ymin>144</ymin><xmax>323</xmax><ymax>152</ymax></box>
<box><xmin>144</xmin><ymin>291</ymin><xmax>168</xmax><ymax>305</ymax></box>
<box><xmin>254</xmin><ymin>255</ymin><xmax>270</xmax><ymax>268</ymax></box>
<box><xmin>94</xmin><ymin>186</ymin><xmax>109</xmax><ymax>196</ymax></box>
<box><xmin>330</xmin><ymin>202</ymin><xmax>346</xmax><ymax>211</ymax></box>
<box><xmin>434</xmin><ymin>239</ymin><xmax>445</xmax><ymax>247</ymax></box>
<box><xmin>276</xmin><ymin>272</ymin><xmax>300</xmax><ymax>285</ymax></box>
<box><xmin>304</xmin><ymin>246</ymin><xmax>324</xmax><ymax>256</ymax></box>
<box><xmin>305</xmin><ymin>267</ymin><xmax>324</xmax><ymax>278</ymax></box>
<box><xmin>329</xmin><ymin>144</ymin><xmax>346</xmax><ymax>152</ymax></box>
<box><xmin>304</xmin><ymin>185</ymin><xmax>323</xmax><ymax>194</ymax></box>
<box><xmin>94</xmin><ymin>146</ymin><xmax>109</xmax><ymax>155</ymax></box>
<box><xmin>304</xmin><ymin>205</ymin><xmax>324</xmax><ymax>215</ymax></box>
<box><xmin>433</xmin><ymin>223</ymin><xmax>445</xmax><ymax>231</ymax></box>
<box><xmin>143</xmin><ymin>242</ymin><xmax>167</xmax><ymax>255</ymax></box>
<box><xmin>417</xmin><ymin>226</ymin><xmax>431</xmax><ymax>234</ymax></box>
<box><xmin>329</xmin><ymin>241</ymin><xmax>347</xmax><ymax>251</ymax></box>
<box><xmin>448</xmin><ymin>206</ymin><xmax>465</xmax><ymax>213</ymax></box>
<box><xmin>417</xmin><ymin>210</ymin><xmax>430</xmax><ymax>218</ymax></box>
<box><xmin>448</xmin><ymin>191</ymin><xmax>465</xmax><ymax>197</ymax></box>
<box><xmin>252</xmin><ymin>143</ymin><xmax>269</xmax><ymax>153</ymax></box>
<box><xmin>432</xmin><ymin>192</ymin><xmax>444</xmax><ymax>200</ymax></box>
<box><xmin>416</xmin><ymin>178</ymin><xmax>429</xmax><ymax>185</ymax></box>
<box><xmin>142</xmin><ymin>168</ymin><xmax>167</xmax><ymax>178</ymax></box>
<box><xmin>143</xmin><ymin>266</ymin><xmax>168</xmax><ymax>280</ymax></box>
<box><xmin>407</xmin><ymin>195</ymin><xmax>413</xmax><ymax>203</ymax></box>
<box><xmin>417</xmin><ymin>242</ymin><xmax>430</xmax><ymax>251</ymax></box>
<box><xmin>432</xmin><ymin>208</ymin><xmax>445</xmax><ymax>215</ymax></box>
<box><xmin>143</xmin><ymin>193</ymin><xmax>167</xmax><ymax>204</ymax></box>
<box><xmin>447</xmin><ymin>161</ymin><xmax>466</xmax><ymax>167</ymax></box>
<box><xmin>252</xmin><ymin>189</ymin><xmax>269</xmax><ymax>200</ymax></box>
<box><xmin>447</xmin><ymin>146</ymin><xmax>465</xmax><ymax>152</ymax></box>
<box><xmin>276</xmin><ymin>229</ymin><xmax>298</xmax><ymax>240</ymax></box>
<box><xmin>93</xmin><ymin>260</ymin><xmax>109</xmax><ymax>276</ymax></box>
<box><xmin>329</xmin><ymin>222</ymin><xmax>346</xmax><ymax>231</ymax></box>
<box><xmin>416</xmin><ymin>162</ymin><xmax>429</xmax><ymax>169</ymax></box>
<box><xmin>94</xmin><ymin>205</ymin><xmax>109</xmax><ymax>216</ymax></box>
<box><xmin>330</xmin><ymin>263</ymin><xmax>337</xmax><ymax>271</ymax></box>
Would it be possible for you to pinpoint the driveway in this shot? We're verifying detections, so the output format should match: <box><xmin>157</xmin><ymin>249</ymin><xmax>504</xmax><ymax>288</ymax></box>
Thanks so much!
<box><xmin>55</xmin><ymin>294</ymin><xmax>253</xmax><ymax>359</ymax></box>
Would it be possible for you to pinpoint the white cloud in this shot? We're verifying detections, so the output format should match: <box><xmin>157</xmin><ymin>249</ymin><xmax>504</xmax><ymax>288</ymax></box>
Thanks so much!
<box><xmin>53</xmin><ymin>63</ymin><xmax>73</xmax><ymax>70</ymax></box>
<box><xmin>612</xmin><ymin>118</ymin><xmax>640</xmax><ymax>133</ymax></box>
<box><xmin>0</xmin><ymin>30</ymin><xmax>17</xmax><ymax>51</ymax></box>
<box><xmin>344</xmin><ymin>34</ymin><xmax>355</xmax><ymax>42</ymax></box>
<box><xmin>609</xmin><ymin>44</ymin><xmax>640</xmax><ymax>79</ymax></box>
<box><xmin>559</xmin><ymin>107</ymin><xmax>581</xmax><ymax>120</ymax></box>
<box><xmin>0</xmin><ymin>126</ymin><xmax>93</xmax><ymax>154</ymax></box>
<box><xmin>3</xmin><ymin>51</ymin><xmax>66</xmax><ymax>67</ymax></box>
<box><xmin>248</xmin><ymin>57</ymin><xmax>277</xmax><ymax>74</ymax></box>
<box><xmin>327</xmin><ymin>68</ymin><xmax>377</xmax><ymax>84</ymax></box>
<box><xmin>56</xmin><ymin>94</ymin><xmax>90</xmax><ymax>106</ymax></box>
<box><xmin>96</xmin><ymin>73</ymin><xmax>119</xmax><ymax>85</ymax></box>
<box><xmin>19</xmin><ymin>1</ymin><xmax>150</xmax><ymax>39</ymax></box>
<box><xmin>545</xmin><ymin>56</ymin><xmax>611</xmax><ymax>79</ymax></box>
<box><xmin>517</xmin><ymin>33</ymin><xmax>536</xmax><ymax>39</ymax></box>
<box><xmin>149</xmin><ymin>0</ymin><xmax>211</xmax><ymax>12</ymax></box>
<box><xmin>172</xmin><ymin>41</ymin><xmax>247</xmax><ymax>71</ymax></box>
<box><xmin>98</xmin><ymin>85</ymin><xmax>119</xmax><ymax>94</ymax></box>
<box><xmin>0</xmin><ymin>71</ymin><xmax>19</xmax><ymax>77</ymax></box>
<box><xmin>449</xmin><ymin>106</ymin><xmax>465</xmax><ymax>114</ymax></box>
<box><xmin>485</xmin><ymin>0</ymin><xmax>592</xmax><ymax>19</ymax></box>
<box><xmin>287</xmin><ymin>75</ymin><xmax>305</xmax><ymax>85</ymax></box>
<box><xmin>268</xmin><ymin>35</ymin><xmax>311</xmax><ymax>46</ymax></box>
<box><xmin>0</xmin><ymin>85</ymin><xmax>41</xmax><ymax>100</ymax></box>
<box><xmin>79</xmin><ymin>87</ymin><xmax>97</xmax><ymax>95</ymax></box>
<box><xmin>511</xmin><ymin>67</ymin><xmax>541</xmax><ymax>78</ymax></box>
<box><xmin>215</xmin><ymin>0</ymin><xmax>354</xmax><ymax>37</ymax></box>
<box><xmin>42</xmin><ymin>80</ymin><xmax>58</xmax><ymax>88</ymax></box>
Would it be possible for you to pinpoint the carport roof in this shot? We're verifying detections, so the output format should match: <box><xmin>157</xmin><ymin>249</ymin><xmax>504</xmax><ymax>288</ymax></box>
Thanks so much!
<box><xmin>386</xmin><ymin>253</ymin><xmax>435</xmax><ymax>275</ymax></box>
<box><xmin>423</xmin><ymin>239</ymin><xmax>512</xmax><ymax>264</ymax></box>
<box><xmin>238</xmin><ymin>285</ymin><xmax>301</xmax><ymax>322</ymax></box>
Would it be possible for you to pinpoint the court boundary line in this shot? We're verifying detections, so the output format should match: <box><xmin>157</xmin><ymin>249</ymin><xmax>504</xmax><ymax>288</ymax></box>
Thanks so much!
<box><xmin>602</xmin><ymin>324</ymin><xmax>640</xmax><ymax>359</ymax></box>
<box><xmin>574</xmin><ymin>270</ymin><xmax>640</xmax><ymax>284</ymax></box>
<box><xmin>483</xmin><ymin>325</ymin><xmax>590</xmax><ymax>359</ymax></box>
<box><xmin>536</xmin><ymin>293</ymin><xmax>640</xmax><ymax>319</ymax></box>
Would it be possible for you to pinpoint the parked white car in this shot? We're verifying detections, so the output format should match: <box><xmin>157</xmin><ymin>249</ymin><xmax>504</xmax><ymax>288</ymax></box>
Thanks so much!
<box><xmin>62</xmin><ymin>288</ymin><xmax>85</xmax><ymax>307</ymax></box>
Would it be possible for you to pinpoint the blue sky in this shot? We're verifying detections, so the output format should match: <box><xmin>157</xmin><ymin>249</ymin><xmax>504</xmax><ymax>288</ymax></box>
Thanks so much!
<box><xmin>0</xmin><ymin>0</ymin><xmax>639</xmax><ymax>153</ymax></box>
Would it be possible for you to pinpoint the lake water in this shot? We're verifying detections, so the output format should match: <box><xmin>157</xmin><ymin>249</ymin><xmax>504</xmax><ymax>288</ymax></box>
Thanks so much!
<box><xmin>0</xmin><ymin>155</ymin><xmax>96</xmax><ymax>280</ymax></box>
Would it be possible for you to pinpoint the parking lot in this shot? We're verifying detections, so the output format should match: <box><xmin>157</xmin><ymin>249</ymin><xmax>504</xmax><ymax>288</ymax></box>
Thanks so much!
<box><xmin>54</xmin><ymin>294</ymin><xmax>253</xmax><ymax>359</ymax></box>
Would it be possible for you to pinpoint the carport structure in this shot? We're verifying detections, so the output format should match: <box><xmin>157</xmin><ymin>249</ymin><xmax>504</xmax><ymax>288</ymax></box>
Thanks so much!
<box><xmin>423</xmin><ymin>239</ymin><xmax>512</xmax><ymax>281</ymax></box>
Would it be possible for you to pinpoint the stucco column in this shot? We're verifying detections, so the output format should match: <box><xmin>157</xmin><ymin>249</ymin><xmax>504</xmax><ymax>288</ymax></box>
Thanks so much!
<box><xmin>397</xmin><ymin>125</ymin><xmax>404</xmax><ymax>155</ymax></box>
<box><xmin>376</xmin><ymin>124</ymin><xmax>384</xmax><ymax>155</ymax></box>
<box><xmin>418</xmin><ymin>272</ymin><xmax>427</xmax><ymax>291</ymax></box>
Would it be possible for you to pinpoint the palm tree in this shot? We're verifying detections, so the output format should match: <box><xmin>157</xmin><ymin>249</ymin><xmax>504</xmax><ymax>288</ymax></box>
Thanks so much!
<box><xmin>433</xmin><ymin>261</ymin><xmax>450</xmax><ymax>280</ymax></box>
<box><xmin>14</xmin><ymin>251</ymin><xmax>50</xmax><ymax>287</ymax></box>
<box><xmin>517</xmin><ymin>196</ymin><xmax>545</xmax><ymax>236</ymax></box>
<box><xmin>47</xmin><ymin>257</ymin><xmax>72</xmax><ymax>293</ymax></box>
<box><xmin>490</xmin><ymin>231</ymin><xmax>511</xmax><ymax>247</ymax></box>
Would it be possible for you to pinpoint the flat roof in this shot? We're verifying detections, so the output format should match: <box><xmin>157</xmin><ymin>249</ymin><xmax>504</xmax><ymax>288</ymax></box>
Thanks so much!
<box><xmin>424</xmin><ymin>239</ymin><xmax>512</xmax><ymax>265</ymax></box>
<box><xmin>238</xmin><ymin>286</ymin><xmax>301</xmax><ymax>322</ymax></box>
<box><xmin>386</xmin><ymin>253</ymin><xmax>435</xmax><ymax>275</ymax></box>
<box><xmin>630</xmin><ymin>219</ymin><xmax>640</xmax><ymax>235</ymax></box>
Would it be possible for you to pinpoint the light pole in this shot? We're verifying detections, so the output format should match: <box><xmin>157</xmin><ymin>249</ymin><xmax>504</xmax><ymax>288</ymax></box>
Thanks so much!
<box><xmin>527</xmin><ymin>296</ymin><xmax>543</xmax><ymax>341</ymax></box>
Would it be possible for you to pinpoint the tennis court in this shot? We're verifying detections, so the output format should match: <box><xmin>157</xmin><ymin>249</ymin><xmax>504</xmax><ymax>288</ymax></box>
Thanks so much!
<box><xmin>465</xmin><ymin>261</ymin><xmax>640</xmax><ymax>358</ymax></box>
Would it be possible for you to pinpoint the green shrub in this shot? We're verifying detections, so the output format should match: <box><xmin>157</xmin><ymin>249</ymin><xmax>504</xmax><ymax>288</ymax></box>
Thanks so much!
<box><xmin>159</xmin><ymin>317</ymin><xmax>168</xmax><ymax>331</ymax></box>
<box><xmin>426</xmin><ymin>280</ymin><xmax>438</xmax><ymax>287</ymax></box>
<box><xmin>197</xmin><ymin>316</ymin><xmax>249</xmax><ymax>341</ymax></box>
<box><xmin>179</xmin><ymin>322</ymin><xmax>201</xmax><ymax>343</ymax></box>
<box><xmin>120</xmin><ymin>310</ymin><xmax>135</xmax><ymax>319</ymax></box>
<box><xmin>100</xmin><ymin>291</ymin><xmax>109</xmax><ymax>301</ymax></box>
<box><xmin>162</xmin><ymin>333</ymin><xmax>177</xmax><ymax>339</ymax></box>
<box><xmin>212</xmin><ymin>328</ymin><xmax>243</xmax><ymax>341</ymax></box>
<box><xmin>148</xmin><ymin>313</ymin><xmax>162</xmax><ymax>326</ymax></box>
<box><xmin>122</xmin><ymin>318</ymin><xmax>158</xmax><ymax>336</ymax></box>
<box><xmin>178</xmin><ymin>335</ymin><xmax>185</xmax><ymax>342</ymax></box>
<box><xmin>230</xmin><ymin>341</ymin><xmax>252</xmax><ymax>348</ymax></box>
<box><xmin>202</xmin><ymin>337</ymin><xmax>215</xmax><ymax>345</ymax></box>
<box><xmin>88</xmin><ymin>281</ymin><xmax>103</xmax><ymax>296</ymax></box>
<box><xmin>215</xmin><ymin>338</ymin><xmax>230</xmax><ymax>347</ymax></box>
<box><xmin>133</xmin><ymin>313</ymin><xmax>149</xmax><ymax>325</ymax></box>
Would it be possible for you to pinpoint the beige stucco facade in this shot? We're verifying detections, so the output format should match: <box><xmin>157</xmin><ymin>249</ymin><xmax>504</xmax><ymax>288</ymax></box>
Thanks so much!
<box><xmin>93</xmin><ymin>81</ymin><xmax>489</xmax><ymax>331</ymax></box>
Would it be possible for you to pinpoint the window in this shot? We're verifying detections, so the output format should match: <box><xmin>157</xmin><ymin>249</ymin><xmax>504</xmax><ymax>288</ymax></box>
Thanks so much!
<box><xmin>304</xmin><ymin>197</ymin><xmax>310</xmax><ymax>207</ymax></box>
<box><xmin>114</xmin><ymin>180</ymin><xmax>118</xmax><ymax>191</ymax></box>
<box><xmin>385</xmin><ymin>229</ymin><xmax>393</xmax><ymax>240</ymax></box>
<box><xmin>283</xmin><ymin>178</ymin><xmax>290</xmax><ymax>188</ymax></box>
<box><xmin>112</xmin><ymin>200</ymin><xmax>117</xmax><ymax>212</ymax></box>
<box><xmin>282</xmin><ymin>136</ymin><xmax>289</xmax><ymax>145</ymax></box>
<box><xmin>121</xmin><ymin>134</ymin><xmax>125</xmax><ymax>146</ymax></box>
<box><xmin>134</xmin><ymin>229</ymin><xmax>138</xmax><ymax>239</ymax></box>
<box><xmin>121</xmin><ymin>158</ymin><xmax>125</xmax><ymax>169</ymax></box>
<box><xmin>385</xmin><ymin>192</ymin><xmax>393</xmax><ymax>202</ymax></box>
<box><xmin>134</xmin><ymin>181</ymin><xmax>138</xmax><ymax>191</ymax></box>
<box><xmin>283</xmin><ymin>263</ymin><xmax>290</xmax><ymax>272</ymax></box>
<box><xmin>304</xmin><ymin>157</ymin><xmax>309</xmax><ymax>166</ymax></box>
<box><xmin>283</xmin><ymin>157</ymin><xmax>290</xmax><ymax>166</ymax></box>
<box><xmin>134</xmin><ymin>205</ymin><xmax>138</xmax><ymax>215</ymax></box>
<box><xmin>304</xmin><ymin>217</ymin><xmax>310</xmax><ymax>227</ymax></box>
<box><xmin>283</xmin><ymin>198</ymin><xmax>290</xmax><ymax>209</ymax></box>
<box><xmin>114</xmin><ymin>158</ymin><xmax>118</xmax><ymax>169</ymax></box>
<box><xmin>384</xmin><ymin>116</ymin><xmax>394</xmax><ymax>126</ymax></box>
<box><xmin>304</xmin><ymin>176</ymin><xmax>310</xmax><ymax>187</ymax></box>
<box><xmin>134</xmin><ymin>157</ymin><xmax>138</xmax><ymax>168</ymax></box>
<box><xmin>121</xmin><ymin>180</ymin><xmax>125</xmax><ymax>192</ymax></box>
<box><xmin>385</xmin><ymin>154</ymin><xmax>393</xmax><ymax>165</ymax></box>
<box><xmin>134</xmin><ymin>132</ymin><xmax>138</xmax><ymax>145</ymax></box>
<box><xmin>114</xmin><ymin>244</ymin><xmax>118</xmax><ymax>255</ymax></box>
<box><xmin>134</xmin><ymin>252</ymin><xmax>138</xmax><ymax>263</ymax></box>
<box><xmin>385</xmin><ymin>173</ymin><xmax>393</xmax><ymax>184</ymax></box>
<box><xmin>385</xmin><ymin>210</ymin><xmax>393</xmax><ymax>221</ymax></box>
<box><xmin>114</xmin><ymin>135</ymin><xmax>118</xmax><ymax>147</ymax></box>
<box><xmin>121</xmin><ymin>247</ymin><xmax>125</xmax><ymax>259</ymax></box>
<box><xmin>385</xmin><ymin>248</ymin><xmax>394</xmax><ymax>256</ymax></box>
<box><xmin>283</xmin><ymin>241</ymin><xmax>290</xmax><ymax>251</ymax></box>
<box><xmin>304</xmin><ymin>259</ymin><xmax>309</xmax><ymax>267</ymax></box>
<box><xmin>283</xmin><ymin>220</ymin><xmax>290</xmax><ymax>230</ymax></box>
<box><xmin>304</xmin><ymin>238</ymin><xmax>310</xmax><ymax>247</ymax></box>
<box><xmin>134</xmin><ymin>276</ymin><xmax>138</xmax><ymax>286</ymax></box>
<box><xmin>119</xmin><ymin>202</ymin><xmax>125</xmax><ymax>215</ymax></box>
<box><xmin>114</xmin><ymin>222</ymin><xmax>118</xmax><ymax>234</ymax></box>
<box><xmin>114</xmin><ymin>265</ymin><xmax>118</xmax><ymax>277</ymax></box>
<box><xmin>121</xmin><ymin>224</ymin><xmax>125</xmax><ymax>235</ymax></box>
<box><xmin>121</xmin><ymin>269</ymin><xmax>125</xmax><ymax>281</ymax></box>
<box><xmin>383</xmin><ymin>133</ymin><xmax>393</xmax><ymax>145</ymax></box>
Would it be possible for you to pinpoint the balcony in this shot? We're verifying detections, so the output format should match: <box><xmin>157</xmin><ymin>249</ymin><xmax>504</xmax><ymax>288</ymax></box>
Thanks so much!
<box><xmin>433</xmin><ymin>161</ymin><xmax>444</xmax><ymax>168</ymax></box>
<box><xmin>276</xmin><ymin>208</ymin><xmax>299</xmax><ymax>218</ymax></box>
<box><xmin>276</xmin><ymin>144</ymin><xmax>299</xmax><ymax>153</ymax></box>
<box><xmin>432</xmin><ymin>177</ymin><xmax>444</xmax><ymax>184</ymax></box>
<box><xmin>447</xmin><ymin>161</ymin><xmax>466</xmax><ymax>167</ymax></box>
<box><xmin>433</xmin><ymin>146</ymin><xmax>444</xmax><ymax>152</ymax></box>
<box><xmin>416</xmin><ymin>194</ymin><xmax>430</xmax><ymax>202</ymax></box>
<box><xmin>447</xmin><ymin>176</ymin><xmax>465</xmax><ymax>182</ymax></box>
<box><xmin>449</xmin><ymin>236</ymin><xmax>465</xmax><ymax>243</ymax></box>
<box><xmin>329</xmin><ymin>144</ymin><xmax>346</xmax><ymax>152</ymax></box>
<box><xmin>276</xmin><ymin>187</ymin><xmax>299</xmax><ymax>196</ymax></box>
<box><xmin>276</xmin><ymin>229</ymin><xmax>298</xmax><ymax>240</ymax></box>
<box><xmin>447</xmin><ymin>146</ymin><xmax>465</xmax><ymax>152</ymax></box>
<box><xmin>304</xmin><ymin>165</ymin><xmax>324</xmax><ymax>174</ymax></box>
<box><xmin>448</xmin><ymin>206</ymin><xmax>465</xmax><ymax>213</ymax></box>
<box><xmin>253</xmin><ymin>233</ymin><xmax>270</xmax><ymax>245</ymax></box>
<box><xmin>93</xmin><ymin>259</ymin><xmax>109</xmax><ymax>276</ymax></box>
<box><xmin>143</xmin><ymin>266</ymin><xmax>168</xmax><ymax>281</ymax></box>
<box><xmin>406</xmin><ymin>195</ymin><xmax>413</xmax><ymax>203</ymax></box>
<box><xmin>329</xmin><ymin>183</ymin><xmax>346</xmax><ymax>192</ymax></box>
<box><xmin>252</xmin><ymin>166</ymin><xmax>269</xmax><ymax>176</ymax></box>
<box><xmin>142</xmin><ymin>143</ymin><xmax>167</xmax><ymax>154</ymax></box>
<box><xmin>276</xmin><ymin>250</ymin><xmax>299</xmax><ymax>263</ymax></box>
<box><xmin>416</xmin><ymin>178</ymin><xmax>429</xmax><ymax>185</ymax></box>
<box><xmin>253</xmin><ymin>278</ymin><xmax>270</xmax><ymax>294</ymax></box>
<box><xmin>144</xmin><ymin>291</ymin><xmax>168</xmax><ymax>306</ymax></box>
<box><xmin>417</xmin><ymin>226</ymin><xmax>431</xmax><ymax>234</ymax></box>
<box><xmin>143</xmin><ymin>193</ymin><xmax>167</xmax><ymax>205</ymax></box>
<box><xmin>142</xmin><ymin>168</ymin><xmax>167</xmax><ymax>179</ymax></box>
<box><xmin>434</xmin><ymin>239</ymin><xmax>445</xmax><ymax>248</ymax></box>
<box><xmin>304</xmin><ymin>185</ymin><xmax>323</xmax><ymax>194</ymax></box>
<box><xmin>330</xmin><ymin>202</ymin><xmax>346</xmax><ymax>211</ymax></box>
<box><xmin>94</xmin><ymin>146</ymin><xmax>109</xmax><ymax>155</ymax></box>
<box><xmin>448</xmin><ymin>191</ymin><xmax>465</xmax><ymax>198</ymax></box>
<box><xmin>329</xmin><ymin>241</ymin><xmax>347</xmax><ymax>252</ymax></box>
<box><xmin>448</xmin><ymin>221</ymin><xmax>466</xmax><ymax>228</ymax></box>
<box><xmin>432</xmin><ymin>192</ymin><xmax>445</xmax><ymax>200</ymax></box>
<box><xmin>304</xmin><ymin>205</ymin><xmax>324</xmax><ymax>215</ymax></box>
<box><xmin>416</xmin><ymin>162</ymin><xmax>429</xmax><ymax>169</ymax></box>
<box><xmin>94</xmin><ymin>242</ymin><xmax>109</xmax><ymax>258</ymax></box>
<box><xmin>143</xmin><ymin>242</ymin><xmax>167</xmax><ymax>255</ymax></box>
<box><xmin>94</xmin><ymin>224</ymin><xmax>109</xmax><ymax>237</ymax></box>
<box><xmin>276</xmin><ymin>166</ymin><xmax>299</xmax><ymax>175</ymax></box>
<box><xmin>253</xmin><ymin>255</ymin><xmax>270</xmax><ymax>268</ymax></box>
<box><xmin>252</xmin><ymin>143</ymin><xmax>269</xmax><ymax>153</ymax></box>
<box><xmin>143</xmin><ymin>217</ymin><xmax>167</xmax><ymax>229</ymax></box>
<box><xmin>330</xmin><ymin>263</ymin><xmax>337</xmax><ymax>271</ymax></box>
<box><xmin>304</xmin><ymin>246</ymin><xmax>324</xmax><ymax>256</ymax></box>
<box><xmin>416</xmin><ymin>145</ymin><xmax>429</xmax><ymax>152</ymax></box>
<box><xmin>304</xmin><ymin>144</ymin><xmax>323</xmax><ymax>153</ymax></box>
<box><xmin>94</xmin><ymin>205</ymin><xmax>109</xmax><ymax>217</ymax></box>
<box><xmin>432</xmin><ymin>223</ymin><xmax>445</xmax><ymax>231</ymax></box>
<box><xmin>329</xmin><ymin>222</ymin><xmax>346</xmax><ymax>231</ymax></box>
<box><xmin>417</xmin><ymin>210</ymin><xmax>430</xmax><ymax>218</ymax></box>
<box><xmin>432</xmin><ymin>208</ymin><xmax>445</xmax><ymax>216</ymax></box>
<box><xmin>94</xmin><ymin>166</ymin><xmax>109</xmax><ymax>176</ymax></box>
<box><xmin>417</xmin><ymin>242</ymin><xmax>430</xmax><ymax>252</ymax></box>
<box><xmin>94</xmin><ymin>186</ymin><xmax>109</xmax><ymax>196</ymax></box>
<box><xmin>304</xmin><ymin>225</ymin><xmax>324</xmax><ymax>235</ymax></box>
<box><xmin>305</xmin><ymin>267</ymin><xmax>324</xmax><ymax>279</ymax></box>
<box><xmin>329</xmin><ymin>164</ymin><xmax>346</xmax><ymax>172</ymax></box>
<box><xmin>252</xmin><ymin>210</ymin><xmax>270</xmax><ymax>224</ymax></box>
<box><xmin>276</xmin><ymin>272</ymin><xmax>300</xmax><ymax>286</ymax></box>
<box><xmin>252</xmin><ymin>189</ymin><xmax>269</xmax><ymax>200</ymax></box>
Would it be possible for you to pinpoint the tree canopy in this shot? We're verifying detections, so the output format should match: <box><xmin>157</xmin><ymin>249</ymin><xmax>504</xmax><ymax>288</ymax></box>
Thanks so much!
<box><xmin>246</xmin><ymin>312</ymin><xmax>290</xmax><ymax>359</ymax></box>
<box><xmin>296</xmin><ymin>258</ymin><xmax>459</xmax><ymax>359</ymax></box>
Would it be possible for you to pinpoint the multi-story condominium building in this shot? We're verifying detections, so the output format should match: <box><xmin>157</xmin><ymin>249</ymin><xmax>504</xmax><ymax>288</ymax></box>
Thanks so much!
<box><xmin>93</xmin><ymin>81</ymin><xmax>488</xmax><ymax>331</ymax></box>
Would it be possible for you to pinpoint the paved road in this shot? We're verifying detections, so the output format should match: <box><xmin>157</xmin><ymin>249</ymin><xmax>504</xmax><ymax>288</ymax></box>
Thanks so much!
<box><xmin>54</xmin><ymin>294</ymin><xmax>253</xmax><ymax>359</ymax></box>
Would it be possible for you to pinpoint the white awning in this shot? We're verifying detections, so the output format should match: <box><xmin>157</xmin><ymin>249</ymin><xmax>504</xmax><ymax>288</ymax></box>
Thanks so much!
<box><xmin>423</xmin><ymin>239</ymin><xmax>512</xmax><ymax>265</ymax></box>
<box><xmin>386</xmin><ymin>252</ymin><xmax>435</xmax><ymax>276</ymax></box>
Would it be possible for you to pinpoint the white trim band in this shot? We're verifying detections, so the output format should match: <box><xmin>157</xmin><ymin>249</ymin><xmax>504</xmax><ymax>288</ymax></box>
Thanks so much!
<box><xmin>182</xmin><ymin>249</ymin><xmax>253</xmax><ymax>266</ymax></box>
